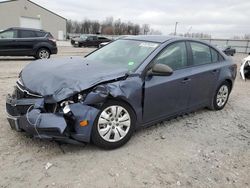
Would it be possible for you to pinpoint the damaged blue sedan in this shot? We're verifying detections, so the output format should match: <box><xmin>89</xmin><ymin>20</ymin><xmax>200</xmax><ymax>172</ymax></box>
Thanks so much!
<box><xmin>6</xmin><ymin>36</ymin><xmax>237</xmax><ymax>149</ymax></box>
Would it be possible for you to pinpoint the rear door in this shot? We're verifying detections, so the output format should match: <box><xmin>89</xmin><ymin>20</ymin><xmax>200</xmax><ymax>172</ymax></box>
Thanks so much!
<box><xmin>187</xmin><ymin>41</ymin><xmax>221</xmax><ymax>108</ymax></box>
<box><xmin>16</xmin><ymin>29</ymin><xmax>38</xmax><ymax>55</ymax></box>
<box><xmin>0</xmin><ymin>29</ymin><xmax>18</xmax><ymax>56</ymax></box>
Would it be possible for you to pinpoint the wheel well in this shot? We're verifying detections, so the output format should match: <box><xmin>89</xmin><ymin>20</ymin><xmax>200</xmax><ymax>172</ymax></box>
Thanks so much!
<box><xmin>225</xmin><ymin>79</ymin><xmax>232</xmax><ymax>91</ymax></box>
<box><xmin>37</xmin><ymin>47</ymin><xmax>51</xmax><ymax>54</ymax></box>
<box><xmin>106</xmin><ymin>97</ymin><xmax>137</xmax><ymax>121</ymax></box>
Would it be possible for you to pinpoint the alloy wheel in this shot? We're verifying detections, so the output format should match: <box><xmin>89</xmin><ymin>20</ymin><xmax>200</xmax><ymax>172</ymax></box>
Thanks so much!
<box><xmin>216</xmin><ymin>85</ymin><xmax>229</xmax><ymax>107</ymax></box>
<box><xmin>97</xmin><ymin>105</ymin><xmax>131</xmax><ymax>142</ymax></box>
<box><xmin>39</xmin><ymin>49</ymin><xmax>49</xmax><ymax>59</ymax></box>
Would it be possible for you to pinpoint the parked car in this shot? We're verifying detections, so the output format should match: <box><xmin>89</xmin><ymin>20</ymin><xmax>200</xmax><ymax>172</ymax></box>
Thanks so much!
<box><xmin>6</xmin><ymin>36</ymin><xmax>237</xmax><ymax>149</ymax></box>
<box><xmin>99</xmin><ymin>42</ymin><xmax>110</xmax><ymax>48</ymax></box>
<box><xmin>70</xmin><ymin>34</ymin><xmax>86</xmax><ymax>47</ymax></box>
<box><xmin>0</xmin><ymin>27</ymin><xmax>57</xmax><ymax>59</ymax></box>
<box><xmin>240</xmin><ymin>53</ymin><xmax>250</xmax><ymax>80</ymax></box>
<box><xmin>99</xmin><ymin>36</ymin><xmax>127</xmax><ymax>48</ymax></box>
<box><xmin>71</xmin><ymin>35</ymin><xmax>111</xmax><ymax>47</ymax></box>
<box><xmin>217</xmin><ymin>45</ymin><xmax>236</xmax><ymax>56</ymax></box>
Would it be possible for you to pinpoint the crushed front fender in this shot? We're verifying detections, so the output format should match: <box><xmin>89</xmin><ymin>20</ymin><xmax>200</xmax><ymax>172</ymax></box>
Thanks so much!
<box><xmin>69</xmin><ymin>103</ymin><xmax>99</xmax><ymax>142</ymax></box>
<box><xmin>6</xmin><ymin>93</ymin><xmax>100</xmax><ymax>143</ymax></box>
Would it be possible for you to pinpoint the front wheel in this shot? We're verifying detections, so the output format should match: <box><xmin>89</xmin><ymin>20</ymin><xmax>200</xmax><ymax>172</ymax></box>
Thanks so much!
<box><xmin>211</xmin><ymin>82</ymin><xmax>231</xmax><ymax>110</ymax></box>
<box><xmin>91</xmin><ymin>100</ymin><xmax>136</xmax><ymax>149</ymax></box>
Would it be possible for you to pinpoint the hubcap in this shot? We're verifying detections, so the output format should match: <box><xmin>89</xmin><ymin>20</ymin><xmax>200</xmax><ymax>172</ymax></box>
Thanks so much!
<box><xmin>97</xmin><ymin>105</ymin><xmax>131</xmax><ymax>142</ymax></box>
<box><xmin>39</xmin><ymin>50</ymin><xmax>49</xmax><ymax>59</ymax></box>
<box><xmin>216</xmin><ymin>85</ymin><xmax>229</xmax><ymax>107</ymax></box>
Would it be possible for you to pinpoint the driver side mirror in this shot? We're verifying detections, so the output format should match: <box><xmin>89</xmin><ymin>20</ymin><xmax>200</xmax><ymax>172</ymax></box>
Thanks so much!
<box><xmin>147</xmin><ymin>64</ymin><xmax>173</xmax><ymax>76</ymax></box>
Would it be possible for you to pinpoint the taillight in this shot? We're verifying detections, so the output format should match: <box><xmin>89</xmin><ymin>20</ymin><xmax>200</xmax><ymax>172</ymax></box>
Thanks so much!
<box><xmin>48</xmin><ymin>38</ymin><xmax>57</xmax><ymax>44</ymax></box>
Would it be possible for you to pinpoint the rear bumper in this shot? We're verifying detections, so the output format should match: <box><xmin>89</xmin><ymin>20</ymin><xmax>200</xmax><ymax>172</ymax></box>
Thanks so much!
<box><xmin>50</xmin><ymin>46</ymin><xmax>58</xmax><ymax>54</ymax></box>
<box><xmin>6</xmin><ymin>93</ymin><xmax>99</xmax><ymax>143</ymax></box>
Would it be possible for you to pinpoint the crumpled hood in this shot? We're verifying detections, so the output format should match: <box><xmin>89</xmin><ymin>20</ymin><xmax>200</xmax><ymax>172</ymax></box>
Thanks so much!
<box><xmin>21</xmin><ymin>56</ymin><xmax>128</xmax><ymax>102</ymax></box>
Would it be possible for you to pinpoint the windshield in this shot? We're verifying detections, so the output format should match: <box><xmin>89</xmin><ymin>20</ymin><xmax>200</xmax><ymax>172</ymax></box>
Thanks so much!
<box><xmin>85</xmin><ymin>39</ymin><xmax>159</xmax><ymax>71</ymax></box>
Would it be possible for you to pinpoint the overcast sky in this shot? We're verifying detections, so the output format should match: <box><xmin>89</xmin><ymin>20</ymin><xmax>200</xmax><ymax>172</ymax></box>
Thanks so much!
<box><xmin>12</xmin><ymin>0</ymin><xmax>250</xmax><ymax>38</ymax></box>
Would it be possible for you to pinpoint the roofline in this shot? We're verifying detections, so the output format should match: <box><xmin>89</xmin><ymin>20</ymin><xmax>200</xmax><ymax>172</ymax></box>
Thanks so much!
<box><xmin>8</xmin><ymin>27</ymin><xmax>46</xmax><ymax>31</ymax></box>
<box><xmin>123</xmin><ymin>38</ymin><xmax>164</xmax><ymax>44</ymax></box>
<box><xmin>27</xmin><ymin>0</ymin><xmax>67</xmax><ymax>21</ymax></box>
<box><xmin>123</xmin><ymin>35</ymin><xmax>178</xmax><ymax>43</ymax></box>
<box><xmin>0</xmin><ymin>0</ymin><xmax>18</xmax><ymax>4</ymax></box>
<box><xmin>0</xmin><ymin>0</ymin><xmax>67</xmax><ymax>21</ymax></box>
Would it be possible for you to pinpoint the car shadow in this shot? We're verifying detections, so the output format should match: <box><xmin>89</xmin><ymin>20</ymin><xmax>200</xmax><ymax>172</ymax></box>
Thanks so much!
<box><xmin>0</xmin><ymin>57</ymin><xmax>35</xmax><ymax>61</ymax></box>
<box><xmin>12</xmin><ymin>108</ymin><xmax>212</xmax><ymax>154</ymax></box>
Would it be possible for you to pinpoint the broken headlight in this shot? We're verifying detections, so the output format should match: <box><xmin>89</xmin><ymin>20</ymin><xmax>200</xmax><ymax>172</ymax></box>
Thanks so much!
<box><xmin>59</xmin><ymin>92</ymin><xmax>88</xmax><ymax>114</ymax></box>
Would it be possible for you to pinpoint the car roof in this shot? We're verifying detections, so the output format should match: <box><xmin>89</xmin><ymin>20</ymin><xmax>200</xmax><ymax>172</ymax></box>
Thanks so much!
<box><xmin>7</xmin><ymin>27</ymin><xmax>46</xmax><ymax>32</ymax></box>
<box><xmin>123</xmin><ymin>35</ymin><xmax>179</xmax><ymax>43</ymax></box>
<box><xmin>123</xmin><ymin>35</ymin><xmax>221</xmax><ymax>50</ymax></box>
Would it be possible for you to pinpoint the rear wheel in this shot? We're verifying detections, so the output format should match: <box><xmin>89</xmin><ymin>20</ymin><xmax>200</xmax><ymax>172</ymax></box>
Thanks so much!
<box><xmin>91</xmin><ymin>100</ymin><xmax>135</xmax><ymax>149</ymax></box>
<box><xmin>211</xmin><ymin>81</ymin><xmax>231</xmax><ymax>110</ymax></box>
<box><xmin>35</xmin><ymin>48</ymin><xmax>50</xmax><ymax>59</ymax></box>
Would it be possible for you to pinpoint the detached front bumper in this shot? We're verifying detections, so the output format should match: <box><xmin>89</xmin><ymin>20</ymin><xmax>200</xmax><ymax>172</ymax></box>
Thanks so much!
<box><xmin>6</xmin><ymin>93</ymin><xmax>99</xmax><ymax>143</ymax></box>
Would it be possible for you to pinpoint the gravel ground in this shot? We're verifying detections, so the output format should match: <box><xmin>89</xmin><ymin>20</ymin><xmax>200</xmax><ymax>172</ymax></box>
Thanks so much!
<box><xmin>0</xmin><ymin>47</ymin><xmax>249</xmax><ymax>188</ymax></box>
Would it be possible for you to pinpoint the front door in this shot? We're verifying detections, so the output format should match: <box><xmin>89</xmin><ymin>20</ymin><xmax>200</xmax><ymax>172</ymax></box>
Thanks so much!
<box><xmin>143</xmin><ymin>41</ymin><xmax>192</xmax><ymax>123</ymax></box>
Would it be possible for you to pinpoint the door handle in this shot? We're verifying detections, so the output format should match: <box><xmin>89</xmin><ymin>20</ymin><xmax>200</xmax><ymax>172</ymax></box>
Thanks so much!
<box><xmin>181</xmin><ymin>77</ymin><xmax>191</xmax><ymax>84</ymax></box>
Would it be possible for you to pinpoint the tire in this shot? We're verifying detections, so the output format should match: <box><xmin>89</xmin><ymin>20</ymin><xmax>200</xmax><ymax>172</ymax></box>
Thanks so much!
<box><xmin>35</xmin><ymin>48</ymin><xmax>50</xmax><ymax>59</ymax></box>
<box><xmin>211</xmin><ymin>81</ymin><xmax>231</xmax><ymax>110</ymax></box>
<box><xmin>91</xmin><ymin>100</ymin><xmax>136</xmax><ymax>149</ymax></box>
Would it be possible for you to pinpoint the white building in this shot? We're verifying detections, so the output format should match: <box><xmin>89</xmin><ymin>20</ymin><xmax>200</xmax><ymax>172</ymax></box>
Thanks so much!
<box><xmin>0</xmin><ymin>0</ymin><xmax>67</xmax><ymax>40</ymax></box>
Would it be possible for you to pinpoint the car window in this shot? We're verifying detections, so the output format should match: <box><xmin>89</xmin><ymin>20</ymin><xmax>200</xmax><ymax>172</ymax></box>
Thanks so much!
<box><xmin>87</xmin><ymin>36</ymin><xmax>94</xmax><ymax>41</ymax></box>
<box><xmin>86</xmin><ymin>39</ymin><xmax>159</xmax><ymax>72</ymax></box>
<box><xmin>35</xmin><ymin>31</ymin><xmax>46</xmax><ymax>37</ymax></box>
<box><xmin>211</xmin><ymin>48</ymin><xmax>219</xmax><ymax>63</ymax></box>
<box><xmin>88</xmin><ymin>36</ymin><xmax>98</xmax><ymax>41</ymax></box>
<box><xmin>19</xmin><ymin>30</ymin><xmax>36</xmax><ymax>38</ymax></box>
<box><xmin>0</xmin><ymin>30</ymin><xmax>17</xmax><ymax>39</ymax></box>
<box><xmin>46</xmin><ymin>33</ymin><xmax>54</xmax><ymax>38</ymax></box>
<box><xmin>80</xmin><ymin>35</ymin><xmax>87</xmax><ymax>39</ymax></box>
<box><xmin>154</xmin><ymin>42</ymin><xmax>188</xmax><ymax>70</ymax></box>
<box><xmin>190</xmin><ymin>42</ymin><xmax>211</xmax><ymax>65</ymax></box>
<box><xmin>98</xmin><ymin>37</ymin><xmax>107</xmax><ymax>40</ymax></box>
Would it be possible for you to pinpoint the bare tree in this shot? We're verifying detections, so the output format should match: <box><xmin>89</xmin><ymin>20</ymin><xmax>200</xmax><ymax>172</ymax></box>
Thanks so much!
<box><xmin>102</xmin><ymin>26</ymin><xmax>114</xmax><ymax>35</ymax></box>
<box><xmin>149</xmin><ymin>29</ymin><xmax>162</xmax><ymax>35</ymax></box>
<box><xmin>142</xmin><ymin>24</ymin><xmax>150</xmax><ymax>35</ymax></box>
<box><xmin>114</xmin><ymin>19</ymin><xmax>121</xmax><ymax>35</ymax></box>
<box><xmin>66</xmin><ymin>20</ymin><xmax>73</xmax><ymax>33</ymax></box>
<box><xmin>133</xmin><ymin>24</ymin><xmax>140</xmax><ymax>35</ymax></box>
<box><xmin>66</xmin><ymin>17</ymin><xmax>158</xmax><ymax>36</ymax></box>
<box><xmin>92</xmin><ymin>21</ymin><xmax>100</xmax><ymax>34</ymax></box>
<box><xmin>244</xmin><ymin>34</ymin><xmax>250</xmax><ymax>40</ymax></box>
